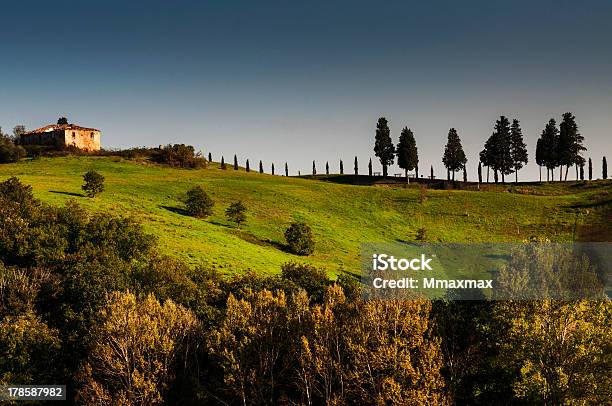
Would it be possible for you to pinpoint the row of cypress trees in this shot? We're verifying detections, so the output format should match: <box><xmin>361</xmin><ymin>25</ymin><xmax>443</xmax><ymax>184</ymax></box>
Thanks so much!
<box><xmin>208</xmin><ymin>112</ymin><xmax>606</xmax><ymax>182</ymax></box>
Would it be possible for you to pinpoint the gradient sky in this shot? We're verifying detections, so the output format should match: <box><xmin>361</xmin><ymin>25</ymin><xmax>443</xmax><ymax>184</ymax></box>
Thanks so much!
<box><xmin>1</xmin><ymin>0</ymin><xmax>611</xmax><ymax>180</ymax></box>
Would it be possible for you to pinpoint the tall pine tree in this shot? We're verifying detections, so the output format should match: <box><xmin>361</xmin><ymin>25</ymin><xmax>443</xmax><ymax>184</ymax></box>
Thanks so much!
<box><xmin>492</xmin><ymin>116</ymin><xmax>513</xmax><ymax>183</ymax></box>
<box><xmin>603</xmin><ymin>157</ymin><xmax>608</xmax><ymax>180</ymax></box>
<box><xmin>354</xmin><ymin>156</ymin><xmax>358</xmax><ymax>175</ymax></box>
<box><xmin>588</xmin><ymin>158</ymin><xmax>592</xmax><ymax>181</ymax></box>
<box><xmin>326</xmin><ymin>161</ymin><xmax>329</xmax><ymax>175</ymax></box>
<box><xmin>540</xmin><ymin>119</ymin><xmax>559</xmax><ymax>181</ymax></box>
<box><xmin>396</xmin><ymin>127</ymin><xmax>418</xmax><ymax>183</ymax></box>
<box><xmin>246</xmin><ymin>159</ymin><xmax>250</xmax><ymax>172</ymax></box>
<box><xmin>510</xmin><ymin>119</ymin><xmax>528</xmax><ymax>183</ymax></box>
<box><xmin>259</xmin><ymin>160</ymin><xmax>263</xmax><ymax>174</ymax></box>
<box><xmin>312</xmin><ymin>160</ymin><xmax>316</xmax><ymax>175</ymax></box>
<box><xmin>233</xmin><ymin>154</ymin><xmax>238</xmax><ymax>170</ymax></box>
<box><xmin>272</xmin><ymin>163</ymin><xmax>275</xmax><ymax>175</ymax></box>
<box><xmin>340</xmin><ymin>160</ymin><xmax>344</xmax><ymax>175</ymax></box>
<box><xmin>442</xmin><ymin>128</ymin><xmax>467</xmax><ymax>181</ymax></box>
<box><xmin>374</xmin><ymin>117</ymin><xmax>395</xmax><ymax>176</ymax></box>
<box><xmin>368</xmin><ymin>158</ymin><xmax>373</xmax><ymax>176</ymax></box>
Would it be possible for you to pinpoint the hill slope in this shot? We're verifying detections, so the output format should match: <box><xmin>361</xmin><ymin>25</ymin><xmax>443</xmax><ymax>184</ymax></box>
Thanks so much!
<box><xmin>1</xmin><ymin>157</ymin><xmax>609</xmax><ymax>276</ymax></box>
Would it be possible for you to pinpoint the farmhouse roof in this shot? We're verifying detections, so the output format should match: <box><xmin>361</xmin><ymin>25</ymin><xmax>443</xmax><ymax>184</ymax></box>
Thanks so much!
<box><xmin>23</xmin><ymin>123</ymin><xmax>100</xmax><ymax>135</ymax></box>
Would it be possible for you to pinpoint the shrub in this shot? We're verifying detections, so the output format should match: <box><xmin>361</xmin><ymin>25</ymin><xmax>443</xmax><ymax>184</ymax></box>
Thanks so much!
<box><xmin>225</xmin><ymin>201</ymin><xmax>247</xmax><ymax>225</ymax></box>
<box><xmin>82</xmin><ymin>171</ymin><xmax>105</xmax><ymax>197</ymax></box>
<box><xmin>0</xmin><ymin>135</ymin><xmax>26</xmax><ymax>163</ymax></box>
<box><xmin>152</xmin><ymin>144</ymin><xmax>206</xmax><ymax>168</ymax></box>
<box><xmin>284</xmin><ymin>221</ymin><xmax>315</xmax><ymax>255</ymax></box>
<box><xmin>184</xmin><ymin>186</ymin><xmax>214</xmax><ymax>218</ymax></box>
<box><xmin>281</xmin><ymin>262</ymin><xmax>328</xmax><ymax>300</ymax></box>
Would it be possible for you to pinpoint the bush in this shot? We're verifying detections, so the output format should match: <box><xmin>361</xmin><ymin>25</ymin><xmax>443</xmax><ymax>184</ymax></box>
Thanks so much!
<box><xmin>284</xmin><ymin>221</ymin><xmax>315</xmax><ymax>255</ymax></box>
<box><xmin>82</xmin><ymin>171</ymin><xmax>105</xmax><ymax>197</ymax></box>
<box><xmin>0</xmin><ymin>135</ymin><xmax>26</xmax><ymax>163</ymax></box>
<box><xmin>281</xmin><ymin>262</ymin><xmax>328</xmax><ymax>300</ymax></box>
<box><xmin>185</xmin><ymin>186</ymin><xmax>214</xmax><ymax>218</ymax></box>
<box><xmin>225</xmin><ymin>201</ymin><xmax>247</xmax><ymax>225</ymax></box>
<box><xmin>152</xmin><ymin>144</ymin><xmax>206</xmax><ymax>168</ymax></box>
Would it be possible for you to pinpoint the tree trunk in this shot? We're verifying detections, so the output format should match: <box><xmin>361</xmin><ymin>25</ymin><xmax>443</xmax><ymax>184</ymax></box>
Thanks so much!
<box><xmin>559</xmin><ymin>166</ymin><xmax>563</xmax><ymax>182</ymax></box>
<box><xmin>405</xmin><ymin>168</ymin><xmax>409</xmax><ymax>184</ymax></box>
<box><xmin>564</xmin><ymin>165</ymin><xmax>569</xmax><ymax>181</ymax></box>
<box><xmin>515</xmin><ymin>170</ymin><xmax>518</xmax><ymax>184</ymax></box>
<box><xmin>501</xmin><ymin>172</ymin><xmax>505</xmax><ymax>183</ymax></box>
<box><xmin>539</xmin><ymin>166</ymin><xmax>542</xmax><ymax>182</ymax></box>
<box><xmin>487</xmin><ymin>166</ymin><xmax>490</xmax><ymax>183</ymax></box>
<box><xmin>452</xmin><ymin>170</ymin><xmax>455</xmax><ymax>181</ymax></box>
<box><xmin>575</xmin><ymin>163</ymin><xmax>578</xmax><ymax>180</ymax></box>
<box><xmin>383</xmin><ymin>165</ymin><xmax>387</xmax><ymax>177</ymax></box>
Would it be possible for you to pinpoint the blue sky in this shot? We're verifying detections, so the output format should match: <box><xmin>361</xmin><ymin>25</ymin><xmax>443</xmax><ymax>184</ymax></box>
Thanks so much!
<box><xmin>1</xmin><ymin>0</ymin><xmax>611</xmax><ymax>179</ymax></box>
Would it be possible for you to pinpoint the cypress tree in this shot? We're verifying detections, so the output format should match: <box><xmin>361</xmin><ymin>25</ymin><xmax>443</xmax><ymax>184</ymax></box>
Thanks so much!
<box><xmin>540</xmin><ymin>119</ymin><xmax>559</xmax><ymax>181</ymax></box>
<box><xmin>559</xmin><ymin>112</ymin><xmax>585</xmax><ymax>181</ymax></box>
<box><xmin>340</xmin><ymin>160</ymin><xmax>344</xmax><ymax>175</ymax></box>
<box><xmin>396</xmin><ymin>127</ymin><xmax>418</xmax><ymax>183</ymax></box>
<box><xmin>326</xmin><ymin>161</ymin><xmax>329</xmax><ymax>175</ymax></box>
<box><xmin>220</xmin><ymin>156</ymin><xmax>226</xmax><ymax>169</ymax></box>
<box><xmin>604</xmin><ymin>156</ymin><xmax>608</xmax><ymax>180</ymax></box>
<box><xmin>480</xmin><ymin>136</ymin><xmax>493</xmax><ymax>183</ymax></box>
<box><xmin>579</xmin><ymin>163</ymin><xmax>584</xmax><ymax>181</ymax></box>
<box><xmin>430</xmin><ymin>165</ymin><xmax>434</xmax><ymax>180</ymax></box>
<box><xmin>272</xmin><ymin>163</ymin><xmax>275</xmax><ymax>175</ymax></box>
<box><xmin>354</xmin><ymin>156</ymin><xmax>358</xmax><ymax>175</ymax></box>
<box><xmin>259</xmin><ymin>160</ymin><xmax>263</xmax><ymax>174</ymax></box>
<box><xmin>442</xmin><ymin>128</ymin><xmax>467</xmax><ymax>182</ymax></box>
<box><xmin>368</xmin><ymin>158</ymin><xmax>373</xmax><ymax>176</ymax></box>
<box><xmin>535</xmin><ymin>138</ymin><xmax>545</xmax><ymax>182</ymax></box>
<box><xmin>588</xmin><ymin>158</ymin><xmax>593</xmax><ymax>181</ymax></box>
<box><xmin>478</xmin><ymin>161</ymin><xmax>482</xmax><ymax>184</ymax></box>
<box><xmin>233</xmin><ymin>154</ymin><xmax>238</xmax><ymax>170</ymax></box>
<box><xmin>208</xmin><ymin>152</ymin><xmax>212</xmax><ymax>162</ymax></box>
<box><xmin>246</xmin><ymin>159</ymin><xmax>250</xmax><ymax>172</ymax></box>
<box><xmin>312</xmin><ymin>160</ymin><xmax>316</xmax><ymax>175</ymax></box>
<box><xmin>492</xmin><ymin>116</ymin><xmax>513</xmax><ymax>183</ymax></box>
<box><xmin>510</xmin><ymin>119</ymin><xmax>528</xmax><ymax>183</ymax></box>
<box><xmin>285</xmin><ymin>162</ymin><xmax>288</xmax><ymax>177</ymax></box>
<box><xmin>374</xmin><ymin>117</ymin><xmax>395</xmax><ymax>176</ymax></box>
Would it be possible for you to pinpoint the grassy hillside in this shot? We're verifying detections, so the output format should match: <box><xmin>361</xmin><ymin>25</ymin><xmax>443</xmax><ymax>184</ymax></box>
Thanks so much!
<box><xmin>0</xmin><ymin>157</ymin><xmax>609</xmax><ymax>276</ymax></box>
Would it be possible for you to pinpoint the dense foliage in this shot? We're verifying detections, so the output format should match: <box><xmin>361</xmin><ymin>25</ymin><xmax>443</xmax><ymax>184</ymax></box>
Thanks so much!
<box><xmin>0</xmin><ymin>177</ymin><xmax>610</xmax><ymax>405</ymax></box>
<box><xmin>184</xmin><ymin>186</ymin><xmax>214</xmax><ymax>218</ymax></box>
<box><xmin>284</xmin><ymin>221</ymin><xmax>316</xmax><ymax>256</ymax></box>
<box><xmin>82</xmin><ymin>170</ymin><xmax>105</xmax><ymax>197</ymax></box>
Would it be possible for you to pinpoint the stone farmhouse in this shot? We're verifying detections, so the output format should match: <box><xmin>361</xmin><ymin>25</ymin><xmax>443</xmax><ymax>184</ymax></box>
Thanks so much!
<box><xmin>20</xmin><ymin>117</ymin><xmax>101</xmax><ymax>151</ymax></box>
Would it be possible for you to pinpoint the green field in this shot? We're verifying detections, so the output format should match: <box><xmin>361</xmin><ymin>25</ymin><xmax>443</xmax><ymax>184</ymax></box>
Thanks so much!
<box><xmin>0</xmin><ymin>157</ymin><xmax>609</xmax><ymax>276</ymax></box>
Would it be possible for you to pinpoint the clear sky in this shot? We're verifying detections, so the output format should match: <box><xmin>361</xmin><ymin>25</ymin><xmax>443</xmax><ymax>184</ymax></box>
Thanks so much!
<box><xmin>1</xmin><ymin>0</ymin><xmax>611</xmax><ymax>180</ymax></box>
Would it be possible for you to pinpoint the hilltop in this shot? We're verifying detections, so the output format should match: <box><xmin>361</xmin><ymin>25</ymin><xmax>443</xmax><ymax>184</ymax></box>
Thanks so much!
<box><xmin>0</xmin><ymin>156</ymin><xmax>609</xmax><ymax>276</ymax></box>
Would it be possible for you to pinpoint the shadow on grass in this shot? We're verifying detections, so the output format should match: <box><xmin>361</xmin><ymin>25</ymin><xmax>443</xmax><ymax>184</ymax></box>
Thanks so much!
<box><xmin>49</xmin><ymin>190</ymin><xmax>85</xmax><ymax>198</ymax></box>
<box><xmin>160</xmin><ymin>205</ymin><xmax>189</xmax><ymax>216</ymax></box>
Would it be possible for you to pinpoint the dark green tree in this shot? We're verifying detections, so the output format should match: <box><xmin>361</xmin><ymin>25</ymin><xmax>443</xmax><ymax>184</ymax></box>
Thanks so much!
<box><xmin>510</xmin><ymin>119</ymin><xmax>528</xmax><ymax>183</ymax></box>
<box><xmin>492</xmin><ymin>116</ymin><xmax>513</xmax><ymax>183</ymax></box>
<box><xmin>246</xmin><ymin>159</ymin><xmax>250</xmax><ymax>172</ymax></box>
<box><xmin>540</xmin><ymin>119</ymin><xmax>559</xmax><ymax>181</ymax></box>
<box><xmin>478</xmin><ymin>162</ymin><xmax>482</xmax><ymax>184</ymax></box>
<box><xmin>225</xmin><ymin>201</ymin><xmax>247</xmax><ymax>226</ymax></box>
<box><xmin>184</xmin><ymin>186</ymin><xmax>214</xmax><ymax>218</ymax></box>
<box><xmin>82</xmin><ymin>171</ymin><xmax>105</xmax><ymax>198</ymax></box>
<box><xmin>396</xmin><ymin>127</ymin><xmax>418</xmax><ymax>183</ymax></box>
<box><xmin>374</xmin><ymin>117</ymin><xmax>395</xmax><ymax>176</ymax></box>
<box><xmin>463</xmin><ymin>166</ymin><xmax>467</xmax><ymax>182</ymax></box>
<box><xmin>604</xmin><ymin>156</ymin><xmax>608</xmax><ymax>180</ymax></box>
<box><xmin>259</xmin><ymin>160</ymin><xmax>263</xmax><ymax>174</ymax></box>
<box><xmin>535</xmin><ymin>138</ymin><xmax>545</xmax><ymax>182</ymax></box>
<box><xmin>559</xmin><ymin>112</ymin><xmax>585</xmax><ymax>181</ymax></box>
<box><xmin>233</xmin><ymin>155</ymin><xmax>238</xmax><ymax>170</ymax></box>
<box><xmin>480</xmin><ymin>135</ymin><xmax>493</xmax><ymax>183</ymax></box>
<box><xmin>340</xmin><ymin>160</ymin><xmax>344</xmax><ymax>175</ymax></box>
<box><xmin>354</xmin><ymin>156</ymin><xmax>358</xmax><ymax>175</ymax></box>
<box><xmin>442</xmin><ymin>128</ymin><xmax>467</xmax><ymax>181</ymax></box>
<box><xmin>326</xmin><ymin>161</ymin><xmax>329</xmax><ymax>175</ymax></box>
<box><xmin>57</xmin><ymin>117</ymin><xmax>68</xmax><ymax>125</ymax></box>
<box><xmin>208</xmin><ymin>152</ymin><xmax>212</xmax><ymax>162</ymax></box>
<box><xmin>220</xmin><ymin>156</ymin><xmax>226</xmax><ymax>169</ymax></box>
<box><xmin>579</xmin><ymin>164</ymin><xmax>584</xmax><ymax>181</ymax></box>
<box><xmin>285</xmin><ymin>162</ymin><xmax>288</xmax><ymax>176</ymax></box>
<box><xmin>368</xmin><ymin>158</ymin><xmax>373</xmax><ymax>176</ymax></box>
<box><xmin>284</xmin><ymin>221</ymin><xmax>315</xmax><ymax>256</ymax></box>
<box><xmin>272</xmin><ymin>163</ymin><xmax>275</xmax><ymax>175</ymax></box>
<box><xmin>588</xmin><ymin>158</ymin><xmax>592</xmax><ymax>180</ymax></box>
<box><xmin>312</xmin><ymin>160</ymin><xmax>316</xmax><ymax>175</ymax></box>
<box><xmin>430</xmin><ymin>165</ymin><xmax>434</xmax><ymax>180</ymax></box>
